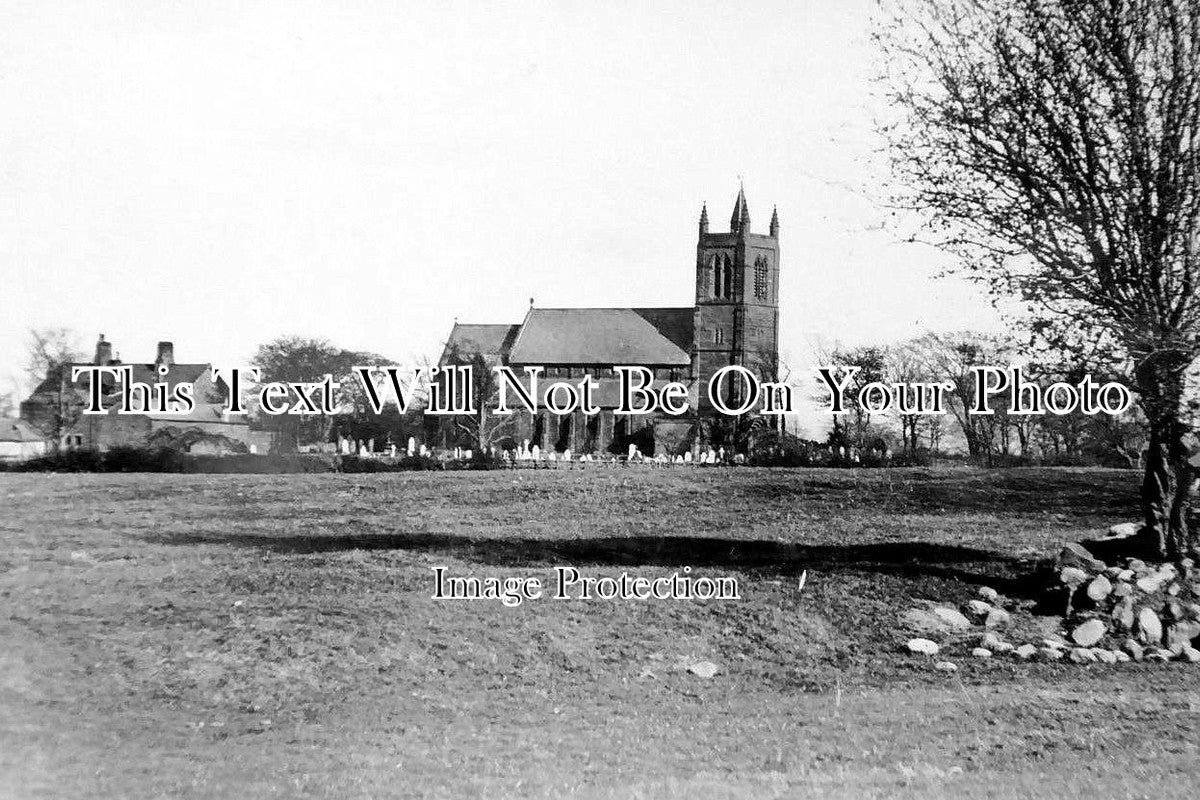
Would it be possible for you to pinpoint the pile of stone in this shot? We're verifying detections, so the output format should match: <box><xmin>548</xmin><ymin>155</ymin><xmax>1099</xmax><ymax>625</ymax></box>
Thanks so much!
<box><xmin>904</xmin><ymin>524</ymin><xmax>1200</xmax><ymax>666</ymax></box>
<box><xmin>1046</xmin><ymin>532</ymin><xmax>1200</xmax><ymax>664</ymax></box>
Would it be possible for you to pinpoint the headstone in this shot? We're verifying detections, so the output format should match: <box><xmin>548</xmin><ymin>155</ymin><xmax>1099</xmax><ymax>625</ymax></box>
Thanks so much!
<box><xmin>407</xmin><ymin>436</ymin><xmax>416</xmax><ymax>456</ymax></box>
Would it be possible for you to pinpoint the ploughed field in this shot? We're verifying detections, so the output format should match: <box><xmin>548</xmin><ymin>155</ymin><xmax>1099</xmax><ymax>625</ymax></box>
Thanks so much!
<box><xmin>2</xmin><ymin>467</ymin><xmax>1198</xmax><ymax>799</ymax></box>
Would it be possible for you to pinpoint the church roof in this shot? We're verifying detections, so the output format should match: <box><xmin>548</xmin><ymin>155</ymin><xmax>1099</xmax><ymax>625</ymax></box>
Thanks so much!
<box><xmin>440</xmin><ymin>323</ymin><xmax>522</xmax><ymax>365</ymax></box>
<box><xmin>507</xmin><ymin>308</ymin><xmax>692</xmax><ymax>366</ymax></box>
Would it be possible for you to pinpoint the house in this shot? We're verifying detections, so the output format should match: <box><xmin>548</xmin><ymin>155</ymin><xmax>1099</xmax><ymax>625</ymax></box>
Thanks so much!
<box><xmin>20</xmin><ymin>336</ymin><xmax>271</xmax><ymax>454</ymax></box>
<box><xmin>437</xmin><ymin>186</ymin><xmax>781</xmax><ymax>457</ymax></box>
<box><xmin>0</xmin><ymin>418</ymin><xmax>48</xmax><ymax>461</ymax></box>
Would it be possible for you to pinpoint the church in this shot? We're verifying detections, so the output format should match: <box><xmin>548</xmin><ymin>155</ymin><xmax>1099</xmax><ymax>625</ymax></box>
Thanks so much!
<box><xmin>437</xmin><ymin>186</ymin><xmax>781</xmax><ymax>457</ymax></box>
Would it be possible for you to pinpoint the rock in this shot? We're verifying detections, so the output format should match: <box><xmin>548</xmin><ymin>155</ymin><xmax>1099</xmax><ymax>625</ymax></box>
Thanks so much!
<box><xmin>1113</xmin><ymin>650</ymin><xmax>1131</xmax><ymax>663</ymax></box>
<box><xmin>984</xmin><ymin>608</ymin><xmax>1011</xmax><ymax>629</ymax></box>
<box><xmin>1137</xmin><ymin>575</ymin><xmax>1166</xmax><ymax>593</ymax></box>
<box><xmin>934</xmin><ymin>660</ymin><xmax>958</xmax><ymax>672</ymax></box>
<box><xmin>902</xmin><ymin>605</ymin><xmax>971</xmax><ymax>635</ymax></box>
<box><xmin>1083</xmin><ymin>527</ymin><xmax>1155</xmax><ymax>564</ymax></box>
<box><xmin>971</xmin><ymin>647</ymin><xmax>992</xmax><ymax>658</ymax></box>
<box><xmin>966</xmin><ymin>599</ymin><xmax>992</xmax><ymax>618</ymax></box>
<box><xmin>1182</xmin><ymin>647</ymin><xmax>1200</xmax><ymax>663</ymax></box>
<box><xmin>1108</xmin><ymin>522</ymin><xmax>1140</xmax><ymax>538</ymax></box>
<box><xmin>1071</xmin><ymin>619</ymin><xmax>1107</xmax><ymax>647</ymax></box>
<box><xmin>1167</xmin><ymin>620</ymin><xmax>1200</xmax><ymax>649</ymax></box>
<box><xmin>981</xmin><ymin>631</ymin><xmax>1010</xmax><ymax>651</ymax></box>
<box><xmin>1058</xmin><ymin>543</ymin><xmax>1106</xmax><ymax>573</ymax></box>
<box><xmin>931</xmin><ymin>605</ymin><xmax>972</xmax><ymax>630</ymax></box>
<box><xmin>1166</xmin><ymin>601</ymin><xmax>1186</xmax><ymax>621</ymax></box>
<box><xmin>1168</xmin><ymin>582</ymin><xmax>1182</xmax><ymax>597</ymax></box>
<box><xmin>1127</xmin><ymin>558</ymin><xmax>1147</xmax><ymax>572</ymax></box>
<box><xmin>1112</xmin><ymin>581</ymin><xmax>1133</xmax><ymax>599</ymax></box>
<box><xmin>1015</xmin><ymin>643</ymin><xmax>1038</xmax><ymax>660</ymax></box>
<box><xmin>1042</xmin><ymin>636</ymin><xmax>1068</xmax><ymax>649</ymax></box>
<box><xmin>1039</xmin><ymin>647</ymin><xmax>1064</xmax><ymax>661</ymax></box>
<box><xmin>907</xmin><ymin>638</ymin><xmax>940</xmax><ymax>656</ymax></box>
<box><xmin>687</xmin><ymin>661</ymin><xmax>720</xmax><ymax>678</ymax></box>
<box><xmin>1111</xmin><ymin>598</ymin><xmax>1135</xmax><ymax>631</ymax></box>
<box><xmin>1121</xmin><ymin>638</ymin><xmax>1145</xmax><ymax>661</ymax></box>
<box><xmin>1059</xmin><ymin>566</ymin><xmax>1089</xmax><ymax>588</ymax></box>
<box><xmin>1117</xmin><ymin>569</ymin><xmax>1135</xmax><ymax>582</ymax></box>
<box><xmin>1069</xmin><ymin>647</ymin><xmax>1097</xmax><ymax>663</ymax></box>
<box><xmin>1188</xmin><ymin>603</ymin><xmax>1200</xmax><ymax>621</ymax></box>
<box><xmin>1138</xmin><ymin>607</ymin><xmax>1163</xmax><ymax>645</ymax></box>
<box><xmin>1092</xmin><ymin>648</ymin><xmax>1118</xmax><ymax>664</ymax></box>
<box><xmin>1146</xmin><ymin>648</ymin><xmax>1173</xmax><ymax>662</ymax></box>
<box><xmin>977</xmin><ymin>586</ymin><xmax>1000</xmax><ymax>604</ymax></box>
<box><xmin>1086</xmin><ymin>575</ymin><xmax>1113</xmax><ymax>602</ymax></box>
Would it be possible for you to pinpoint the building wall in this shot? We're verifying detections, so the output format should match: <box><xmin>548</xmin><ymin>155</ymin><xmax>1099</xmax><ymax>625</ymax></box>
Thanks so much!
<box><xmin>693</xmin><ymin>227</ymin><xmax>780</xmax><ymax>414</ymax></box>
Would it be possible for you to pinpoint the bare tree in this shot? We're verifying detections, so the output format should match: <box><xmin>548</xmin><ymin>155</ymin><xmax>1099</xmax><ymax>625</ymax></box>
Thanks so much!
<box><xmin>882</xmin><ymin>0</ymin><xmax>1200</xmax><ymax>557</ymax></box>
<box><xmin>440</xmin><ymin>347</ymin><xmax>520</xmax><ymax>454</ymax></box>
<box><xmin>25</xmin><ymin>328</ymin><xmax>82</xmax><ymax>387</ymax></box>
<box><xmin>909</xmin><ymin>331</ymin><xmax>1015</xmax><ymax>460</ymax></box>
<box><xmin>23</xmin><ymin>328</ymin><xmax>83</xmax><ymax>449</ymax></box>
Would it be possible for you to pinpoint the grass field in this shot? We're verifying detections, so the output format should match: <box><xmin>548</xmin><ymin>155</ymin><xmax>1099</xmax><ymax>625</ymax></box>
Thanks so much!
<box><xmin>2</xmin><ymin>467</ymin><xmax>1199</xmax><ymax>799</ymax></box>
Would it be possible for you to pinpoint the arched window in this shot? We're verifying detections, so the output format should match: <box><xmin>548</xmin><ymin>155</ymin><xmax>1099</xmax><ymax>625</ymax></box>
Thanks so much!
<box><xmin>711</xmin><ymin>255</ymin><xmax>722</xmax><ymax>298</ymax></box>
<box><xmin>754</xmin><ymin>256</ymin><xmax>769</xmax><ymax>300</ymax></box>
<box><xmin>722</xmin><ymin>254</ymin><xmax>733</xmax><ymax>298</ymax></box>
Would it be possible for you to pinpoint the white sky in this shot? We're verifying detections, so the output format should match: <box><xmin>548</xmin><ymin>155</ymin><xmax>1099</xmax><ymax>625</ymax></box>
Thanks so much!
<box><xmin>0</xmin><ymin>0</ymin><xmax>1004</xmax><ymax>427</ymax></box>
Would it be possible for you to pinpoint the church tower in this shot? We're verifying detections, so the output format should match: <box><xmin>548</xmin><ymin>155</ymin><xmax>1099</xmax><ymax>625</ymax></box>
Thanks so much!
<box><xmin>691</xmin><ymin>186</ymin><xmax>780</xmax><ymax>411</ymax></box>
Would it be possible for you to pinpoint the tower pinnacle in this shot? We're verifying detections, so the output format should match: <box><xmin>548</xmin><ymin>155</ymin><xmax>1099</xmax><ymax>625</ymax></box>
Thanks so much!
<box><xmin>730</xmin><ymin>185</ymin><xmax>750</xmax><ymax>234</ymax></box>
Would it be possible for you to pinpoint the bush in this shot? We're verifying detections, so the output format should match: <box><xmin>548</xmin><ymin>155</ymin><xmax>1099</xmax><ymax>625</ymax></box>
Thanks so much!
<box><xmin>339</xmin><ymin>455</ymin><xmax>441</xmax><ymax>473</ymax></box>
<box><xmin>5</xmin><ymin>448</ymin><xmax>337</xmax><ymax>474</ymax></box>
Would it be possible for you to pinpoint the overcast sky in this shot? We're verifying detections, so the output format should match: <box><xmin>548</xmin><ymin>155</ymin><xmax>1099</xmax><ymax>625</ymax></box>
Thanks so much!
<box><xmin>0</xmin><ymin>0</ymin><xmax>1003</xmax><ymax>430</ymax></box>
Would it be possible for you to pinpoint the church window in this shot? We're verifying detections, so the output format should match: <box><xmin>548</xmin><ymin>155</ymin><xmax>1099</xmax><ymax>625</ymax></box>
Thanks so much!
<box><xmin>713</xmin><ymin>328</ymin><xmax>725</xmax><ymax>345</ymax></box>
<box><xmin>712</xmin><ymin>255</ymin><xmax>722</xmax><ymax>298</ymax></box>
<box><xmin>754</xmin><ymin>257</ymin><xmax>769</xmax><ymax>299</ymax></box>
<box><xmin>723</xmin><ymin>254</ymin><xmax>733</xmax><ymax>298</ymax></box>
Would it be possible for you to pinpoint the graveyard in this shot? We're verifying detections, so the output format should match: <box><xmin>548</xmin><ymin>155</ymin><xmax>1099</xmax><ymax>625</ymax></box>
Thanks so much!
<box><xmin>3</xmin><ymin>466</ymin><xmax>1200</xmax><ymax>798</ymax></box>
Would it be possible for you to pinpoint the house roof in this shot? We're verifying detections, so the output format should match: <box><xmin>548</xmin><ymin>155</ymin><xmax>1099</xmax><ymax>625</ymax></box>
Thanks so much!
<box><xmin>32</xmin><ymin>362</ymin><xmax>210</xmax><ymax>395</ymax></box>
<box><xmin>0</xmin><ymin>417</ymin><xmax>44</xmax><ymax>443</ymax></box>
<box><xmin>507</xmin><ymin>308</ymin><xmax>692</xmax><ymax>366</ymax></box>
<box><xmin>144</xmin><ymin>402</ymin><xmax>248</xmax><ymax>425</ymax></box>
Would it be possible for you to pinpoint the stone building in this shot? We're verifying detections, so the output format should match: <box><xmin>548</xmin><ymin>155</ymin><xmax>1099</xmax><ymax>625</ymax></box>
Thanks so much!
<box><xmin>437</xmin><ymin>186</ymin><xmax>781</xmax><ymax>456</ymax></box>
<box><xmin>20</xmin><ymin>335</ymin><xmax>269</xmax><ymax>454</ymax></box>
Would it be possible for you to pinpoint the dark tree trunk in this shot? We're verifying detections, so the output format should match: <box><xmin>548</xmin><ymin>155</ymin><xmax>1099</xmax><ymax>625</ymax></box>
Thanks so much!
<box><xmin>1141</xmin><ymin>417</ymin><xmax>1196</xmax><ymax>560</ymax></box>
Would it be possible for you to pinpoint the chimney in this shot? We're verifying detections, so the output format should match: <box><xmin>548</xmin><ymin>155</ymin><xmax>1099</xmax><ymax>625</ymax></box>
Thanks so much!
<box><xmin>156</xmin><ymin>341</ymin><xmax>175</xmax><ymax>366</ymax></box>
<box><xmin>94</xmin><ymin>334</ymin><xmax>113</xmax><ymax>365</ymax></box>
